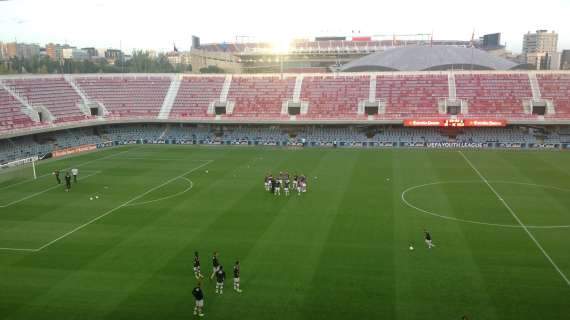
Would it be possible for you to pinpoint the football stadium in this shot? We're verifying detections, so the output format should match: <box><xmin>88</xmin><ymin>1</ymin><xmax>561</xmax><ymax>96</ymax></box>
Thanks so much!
<box><xmin>1</xmin><ymin>1</ymin><xmax>570</xmax><ymax>319</ymax></box>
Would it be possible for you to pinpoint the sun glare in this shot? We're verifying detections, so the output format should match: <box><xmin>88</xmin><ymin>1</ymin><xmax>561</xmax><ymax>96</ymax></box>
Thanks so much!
<box><xmin>271</xmin><ymin>37</ymin><xmax>291</xmax><ymax>54</ymax></box>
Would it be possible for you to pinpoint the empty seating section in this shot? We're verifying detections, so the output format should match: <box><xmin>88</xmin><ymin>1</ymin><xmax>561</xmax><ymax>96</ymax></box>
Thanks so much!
<box><xmin>171</xmin><ymin>77</ymin><xmax>225</xmax><ymax>117</ymax></box>
<box><xmin>75</xmin><ymin>76</ymin><xmax>171</xmax><ymax>117</ymax></box>
<box><xmin>228</xmin><ymin>76</ymin><xmax>295</xmax><ymax>118</ymax></box>
<box><xmin>0</xmin><ymin>88</ymin><xmax>35</xmax><ymax>131</ymax></box>
<box><xmin>3</xmin><ymin>73</ymin><xmax>570</xmax><ymax>135</ymax></box>
<box><xmin>377</xmin><ymin>75</ymin><xmax>448</xmax><ymax>118</ymax></box>
<box><xmin>5</xmin><ymin>77</ymin><xmax>85</xmax><ymax>121</ymax></box>
<box><xmin>455</xmin><ymin>74</ymin><xmax>531</xmax><ymax>117</ymax></box>
<box><xmin>301</xmin><ymin>75</ymin><xmax>369</xmax><ymax>118</ymax></box>
<box><xmin>537</xmin><ymin>74</ymin><xmax>570</xmax><ymax>116</ymax></box>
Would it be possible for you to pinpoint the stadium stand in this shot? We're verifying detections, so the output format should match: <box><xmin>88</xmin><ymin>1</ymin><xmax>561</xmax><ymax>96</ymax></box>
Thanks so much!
<box><xmin>171</xmin><ymin>76</ymin><xmax>225</xmax><ymax>118</ymax></box>
<box><xmin>227</xmin><ymin>76</ymin><xmax>296</xmax><ymax>118</ymax></box>
<box><xmin>74</xmin><ymin>76</ymin><xmax>172</xmax><ymax>117</ymax></box>
<box><xmin>300</xmin><ymin>75</ymin><xmax>370</xmax><ymax>119</ymax></box>
<box><xmin>377</xmin><ymin>74</ymin><xmax>449</xmax><ymax>117</ymax></box>
<box><xmin>537</xmin><ymin>73</ymin><xmax>570</xmax><ymax>117</ymax></box>
<box><xmin>455</xmin><ymin>74</ymin><xmax>532</xmax><ymax>117</ymax></box>
<box><xmin>0</xmin><ymin>87</ymin><xmax>36</xmax><ymax>131</ymax></box>
<box><xmin>1</xmin><ymin>72</ymin><xmax>570</xmax><ymax>139</ymax></box>
<box><xmin>2</xmin><ymin>123</ymin><xmax>567</xmax><ymax>164</ymax></box>
<box><xmin>3</xmin><ymin>77</ymin><xmax>89</xmax><ymax>122</ymax></box>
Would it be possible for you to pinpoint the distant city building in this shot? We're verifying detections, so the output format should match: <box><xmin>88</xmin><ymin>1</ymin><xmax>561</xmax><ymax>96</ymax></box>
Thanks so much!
<box><xmin>0</xmin><ymin>42</ymin><xmax>40</xmax><ymax>59</ymax></box>
<box><xmin>522</xmin><ymin>30</ymin><xmax>558</xmax><ymax>69</ymax></box>
<box><xmin>62</xmin><ymin>47</ymin><xmax>89</xmax><ymax>61</ymax></box>
<box><xmin>81</xmin><ymin>47</ymin><xmax>98</xmax><ymax>59</ymax></box>
<box><xmin>62</xmin><ymin>47</ymin><xmax>77</xmax><ymax>60</ymax></box>
<box><xmin>0</xmin><ymin>42</ymin><xmax>6</xmax><ymax>59</ymax></box>
<box><xmin>18</xmin><ymin>43</ymin><xmax>41</xmax><ymax>59</ymax></box>
<box><xmin>560</xmin><ymin>50</ymin><xmax>570</xmax><ymax>70</ymax></box>
<box><xmin>96</xmin><ymin>48</ymin><xmax>107</xmax><ymax>58</ymax></box>
<box><xmin>5</xmin><ymin>42</ymin><xmax>18</xmax><ymax>58</ymax></box>
<box><xmin>549</xmin><ymin>51</ymin><xmax>561</xmax><ymax>70</ymax></box>
<box><xmin>105</xmin><ymin>49</ymin><xmax>124</xmax><ymax>64</ymax></box>
<box><xmin>167</xmin><ymin>54</ymin><xmax>182</xmax><ymax>65</ymax></box>
<box><xmin>481</xmin><ymin>33</ymin><xmax>502</xmax><ymax>49</ymax></box>
<box><xmin>190</xmin><ymin>34</ymin><xmax>472</xmax><ymax>73</ymax></box>
<box><xmin>46</xmin><ymin>43</ymin><xmax>74</xmax><ymax>61</ymax></box>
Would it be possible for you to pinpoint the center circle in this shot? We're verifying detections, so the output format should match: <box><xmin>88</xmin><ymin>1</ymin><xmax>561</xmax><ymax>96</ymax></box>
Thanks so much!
<box><xmin>401</xmin><ymin>181</ymin><xmax>570</xmax><ymax>229</ymax></box>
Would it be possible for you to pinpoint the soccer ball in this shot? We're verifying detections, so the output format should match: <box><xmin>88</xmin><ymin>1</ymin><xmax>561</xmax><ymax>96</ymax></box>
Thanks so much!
<box><xmin>90</xmin><ymin>197</ymin><xmax>93</xmax><ymax>201</ymax></box>
<box><xmin>409</xmin><ymin>246</ymin><xmax>414</xmax><ymax>251</ymax></box>
<box><xmin>205</xmin><ymin>170</ymin><xmax>209</xmax><ymax>174</ymax></box>
<box><xmin>95</xmin><ymin>196</ymin><xmax>99</xmax><ymax>199</ymax></box>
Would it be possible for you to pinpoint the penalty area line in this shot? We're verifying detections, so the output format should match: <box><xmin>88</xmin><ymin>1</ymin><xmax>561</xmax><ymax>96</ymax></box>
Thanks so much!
<box><xmin>33</xmin><ymin>160</ymin><xmax>213</xmax><ymax>252</ymax></box>
<box><xmin>458</xmin><ymin>151</ymin><xmax>570</xmax><ymax>287</ymax></box>
<box><xmin>0</xmin><ymin>171</ymin><xmax>102</xmax><ymax>208</ymax></box>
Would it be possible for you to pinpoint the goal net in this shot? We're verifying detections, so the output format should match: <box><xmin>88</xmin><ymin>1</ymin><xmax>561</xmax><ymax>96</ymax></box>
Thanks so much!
<box><xmin>0</xmin><ymin>156</ymin><xmax>40</xmax><ymax>186</ymax></box>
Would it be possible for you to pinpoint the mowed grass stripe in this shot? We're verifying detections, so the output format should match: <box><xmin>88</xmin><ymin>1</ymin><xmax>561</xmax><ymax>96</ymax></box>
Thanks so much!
<box><xmin>393</xmin><ymin>151</ymin><xmax>502</xmax><ymax>319</ymax></box>
<box><xmin>96</xmin><ymin>148</ymin><xmax>298</xmax><ymax>319</ymax></box>
<box><xmin>1</xmin><ymin>147</ymin><xmax>569</xmax><ymax>320</ymax></box>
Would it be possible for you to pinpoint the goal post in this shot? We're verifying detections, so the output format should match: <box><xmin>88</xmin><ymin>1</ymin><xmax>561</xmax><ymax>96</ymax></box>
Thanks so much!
<box><xmin>0</xmin><ymin>156</ymin><xmax>40</xmax><ymax>181</ymax></box>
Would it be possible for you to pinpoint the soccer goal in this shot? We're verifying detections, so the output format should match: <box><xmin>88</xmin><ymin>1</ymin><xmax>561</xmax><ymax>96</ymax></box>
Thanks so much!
<box><xmin>0</xmin><ymin>156</ymin><xmax>41</xmax><ymax>184</ymax></box>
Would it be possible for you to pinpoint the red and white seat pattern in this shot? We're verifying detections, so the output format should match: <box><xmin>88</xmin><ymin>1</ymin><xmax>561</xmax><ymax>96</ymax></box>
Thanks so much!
<box><xmin>0</xmin><ymin>87</ymin><xmax>35</xmax><ymax>131</ymax></box>
<box><xmin>455</xmin><ymin>74</ymin><xmax>532</xmax><ymax>117</ymax></box>
<box><xmin>1</xmin><ymin>72</ymin><xmax>570</xmax><ymax>135</ymax></box>
<box><xmin>301</xmin><ymin>75</ymin><xmax>369</xmax><ymax>119</ymax></box>
<box><xmin>75</xmin><ymin>76</ymin><xmax>171</xmax><ymax>117</ymax></box>
<box><xmin>227</xmin><ymin>76</ymin><xmax>296</xmax><ymax>118</ymax></box>
<box><xmin>171</xmin><ymin>77</ymin><xmax>225</xmax><ymax>117</ymax></box>
<box><xmin>377</xmin><ymin>74</ymin><xmax>448</xmax><ymax>118</ymax></box>
<box><xmin>537</xmin><ymin>74</ymin><xmax>570</xmax><ymax>117</ymax></box>
<box><xmin>4</xmin><ymin>77</ymin><xmax>86</xmax><ymax>122</ymax></box>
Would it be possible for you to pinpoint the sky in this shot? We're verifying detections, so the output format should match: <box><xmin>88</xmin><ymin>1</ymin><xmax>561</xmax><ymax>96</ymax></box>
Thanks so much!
<box><xmin>0</xmin><ymin>0</ymin><xmax>568</xmax><ymax>54</ymax></box>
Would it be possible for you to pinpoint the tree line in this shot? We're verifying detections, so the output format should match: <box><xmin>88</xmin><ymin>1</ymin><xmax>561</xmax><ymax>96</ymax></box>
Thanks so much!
<box><xmin>0</xmin><ymin>51</ymin><xmax>193</xmax><ymax>74</ymax></box>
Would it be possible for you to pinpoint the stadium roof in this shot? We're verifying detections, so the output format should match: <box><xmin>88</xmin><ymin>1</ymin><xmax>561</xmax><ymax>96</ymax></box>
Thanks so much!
<box><xmin>340</xmin><ymin>46</ymin><xmax>523</xmax><ymax>72</ymax></box>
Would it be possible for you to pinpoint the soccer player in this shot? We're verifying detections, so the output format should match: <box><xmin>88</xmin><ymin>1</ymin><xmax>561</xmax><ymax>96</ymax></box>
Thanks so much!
<box><xmin>210</xmin><ymin>252</ymin><xmax>220</xmax><ymax>280</ymax></box>
<box><xmin>284</xmin><ymin>178</ymin><xmax>290</xmax><ymax>196</ymax></box>
<box><xmin>274</xmin><ymin>178</ymin><xmax>281</xmax><ymax>196</ymax></box>
<box><xmin>64</xmin><ymin>172</ymin><xmax>72</xmax><ymax>192</ymax></box>
<box><xmin>264</xmin><ymin>175</ymin><xmax>269</xmax><ymax>191</ymax></box>
<box><xmin>292</xmin><ymin>174</ymin><xmax>298</xmax><ymax>190</ymax></box>
<box><xmin>215</xmin><ymin>265</ymin><xmax>226</xmax><ymax>294</ymax></box>
<box><xmin>193</xmin><ymin>251</ymin><xmax>203</xmax><ymax>279</ymax></box>
<box><xmin>71</xmin><ymin>168</ymin><xmax>79</xmax><ymax>183</ymax></box>
<box><xmin>424</xmin><ymin>229</ymin><xmax>435</xmax><ymax>248</ymax></box>
<box><xmin>233</xmin><ymin>260</ymin><xmax>242</xmax><ymax>293</ymax></box>
<box><xmin>54</xmin><ymin>170</ymin><xmax>61</xmax><ymax>184</ymax></box>
<box><xmin>270</xmin><ymin>176</ymin><xmax>276</xmax><ymax>194</ymax></box>
<box><xmin>192</xmin><ymin>281</ymin><xmax>205</xmax><ymax>317</ymax></box>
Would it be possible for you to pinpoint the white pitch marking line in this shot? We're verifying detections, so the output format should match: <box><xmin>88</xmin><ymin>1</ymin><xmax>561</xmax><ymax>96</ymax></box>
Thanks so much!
<box><xmin>401</xmin><ymin>180</ymin><xmax>570</xmax><ymax>229</ymax></box>
<box><xmin>34</xmin><ymin>160</ymin><xmax>213</xmax><ymax>251</ymax></box>
<box><xmin>125</xmin><ymin>177</ymin><xmax>193</xmax><ymax>207</ymax></box>
<box><xmin>114</xmin><ymin>157</ymin><xmax>207</xmax><ymax>161</ymax></box>
<box><xmin>0</xmin><ymin>247</ymin><xmax>40</xmax><ymax>252</ymax></box>
<box><xmin>0</xmin><ymin>150</ymin><xmax>129</xmax><ymax>192</ymax></box>
<box><xmin>0</xmin><ymin>171</ymin><xmax>102</xmax><ymax>208</ymax></box>
<box><xmin>458</xmin><ymin>151</ymin><xmax>570</xmax><ymax>287</ymax></box>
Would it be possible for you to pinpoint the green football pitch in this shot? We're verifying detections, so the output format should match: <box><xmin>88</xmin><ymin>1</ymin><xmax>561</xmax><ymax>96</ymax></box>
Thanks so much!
<box><xmin>1</xmin><ymin>145</ymin><xmax>569</xmax><ymax>320</ymax></box>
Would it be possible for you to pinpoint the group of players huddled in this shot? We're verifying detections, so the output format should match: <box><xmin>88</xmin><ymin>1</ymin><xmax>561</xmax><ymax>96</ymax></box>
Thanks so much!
<box><xmin>264</xmin><ymin>172</ymin><xmax>308</xmax><ymax>196</ymax></box>
<box><xmin>191</xmin><ymin>251</ymin><xmax>242</xmax><ymax>317</ymax></box>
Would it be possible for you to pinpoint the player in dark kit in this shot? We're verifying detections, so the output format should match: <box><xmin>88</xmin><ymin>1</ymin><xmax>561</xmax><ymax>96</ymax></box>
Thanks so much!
<box><xmin>215</xmin><ymin>265</ymin><xmax>226</xmax><ymax>294</ymax></box>
<box><xmin>424</xmin><ymin>229</ymin><xmax>435</xmax><ymax>248</ymax></box>
<box><xmin>233</xmin><ymin>260</ymin><xmax>242</xmax><ymax>293</ymax></box>
<box><xmin>192</xmin><ymin>281</ymin><xmax>205</xmax><ymax>317</ymax></box>
<box><xmin>64</xmin><ymin>172</ymin><xmax>72</xmax><ymax>192</ymax></box>
<box><xmin>193</xmin><ymin>251</ymin><xmax>203</xmax><ymax>279</ymax></box>
<box><xmin>270</xmin><ymin>177</ymin><xmax>276</xmax><ymax>194</ymax></box>
<box><xmin>53</xmin><ymin>170</ymin><xmax>61</xmax><ymax>184</ymax></box>
<box><xmin>210</xmin><ymin>252</ymin><xmax>220</xmax><ymax>280</ymax></box>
